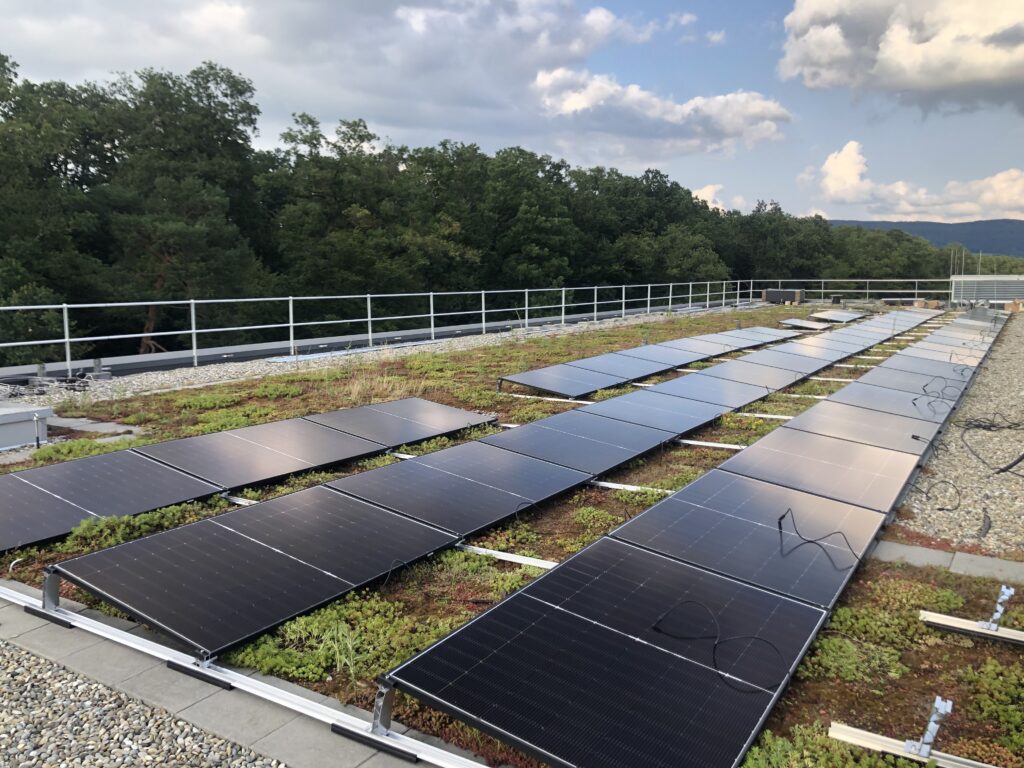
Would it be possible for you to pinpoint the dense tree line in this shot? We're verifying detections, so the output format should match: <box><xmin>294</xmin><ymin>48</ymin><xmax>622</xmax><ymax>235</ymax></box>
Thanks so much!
<box><xmin>0</xmin><ymin>57</ymin><xmax>1011</xmax><ymax>364</ymax></box>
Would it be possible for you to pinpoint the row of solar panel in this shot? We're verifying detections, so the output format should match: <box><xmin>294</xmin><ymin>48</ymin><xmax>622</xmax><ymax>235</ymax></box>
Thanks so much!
<box><xmin>382</xmin><ymin>308</ymin><xmax>992</xmax><ymax>768</ymax></box>
<box><xmin>47</xmin><ymin>310</ymin><xmax>939</xmax><ymax>659</ymax></box>
<box><xmin>0</xmin><ymin>398</ymin><xmax>494</xmax><ymax>553</ymax></box>
<box><xmin>500</xmin><ymin>325</ymin><xmax>802</xmax><ymax>398</ymax></box>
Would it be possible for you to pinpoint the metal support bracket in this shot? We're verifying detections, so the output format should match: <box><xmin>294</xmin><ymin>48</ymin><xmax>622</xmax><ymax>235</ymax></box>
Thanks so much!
<box><xmin>42</xmin><ymin>568</ymin><xmax>61</xmax><ymax>611</ymax></box>
<box><xmin>905</xmin><ymin>696</ymin><xmax>952</xmax><ymax>758</ymax></box>
<box><xmin>978</xmin><ymin>584</ymin><xmax>1015</xmax><ymax>631</ymax></box>
<box><xmin>372</xmin><ymin>684</ymin><xmax>396</xmax><ymax>736</ymax></box>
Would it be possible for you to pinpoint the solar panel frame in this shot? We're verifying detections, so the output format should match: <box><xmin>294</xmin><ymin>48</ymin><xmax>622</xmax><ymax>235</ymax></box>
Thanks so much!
<box><xmin>737</xmin><ymin>349</ymin><xmax>829</xmax><ymax>374</ymax></box>
<box><xmin>899</xmin><ymin>346</ymin><xmax>981</xmax><ymax>367</ymax></box>
<box><xmin>827</xmin><ymin>381</ymin><xmax>956</xmax><ymax>423</ymax></box>
<box><xmin>767</xmin><ymin>341</ymin><xmax>851</xmax><ymax>362</ymax></box>
<box><xmin>363</xmin><ymin>398</ymin><xmax>496</xmax><ymax>435</ymax></box>
<box><xmin>529</xmin><ymin>409</ymin><xmax>677</xmax><ymax>450</ymax></box>
<box><xmin>724</xmin><ymin>327</ymin><xmax>802</xmax><ymax>341</ymax></box>
<box><xmin>788</xmin><ymin>335</ymin><xmax>866</xmax><ymax>353</ymax></box>
<box><xmin>856</xmin><ymin>366</ymin><xmax>967</xmax><ymax>400</ymax></box>
<box><xmin>305</xmin><ymin>399</ymin><xmax>495</xmax><ymax>447</ymax></box>
<box><xmin>779</xmin><ymin>318</ymin><xmax>831</xmax><ymax>331</ymax></box>
<box><xmin>579</xmin><ymin>390</ymin><xmax>729</xmax><ymax>434</ymax></box>
<box><xmin>657</xmin><ymin>337</ymin><xmax>735</xmax><ymax>355</ymax></box>
<box><xmin>783</xmin><ymin>400</ymin><xmax>940</xmax><ymax>455</ymax></box>
<box><xmin>612</xmin><ymin>469</ymin><xmax>882</xmax><ymax>608</ymax></box>
<box><xmin>480</xmin><ymin>422</ymin><xmax>647</xmax><ymax>475</ymax></box>
<box><xmin>499</xmin><ymin>364</ymin><xmax>629</xmax><ymax>398</ymax></box>
<box><xmin>809</xmin><ymin>310</ymin><xmax>865</xmax><ymax>323</ymax></box>
<box><xmin>695</xmin><ymin>332</ymin><xmax>764</xmax><ymax>350</ymax></box>
<box><xmin>616</xmin><ymin>344</ymin><xmax>708</xmax><ymax>367</ymax></box>
<box><xmin>879</xmin><ymin>354</ymin><xmax>976</xmax><ymax>380</ymax></box>
<box><xmin>718</xmin><ymin>428</ymin><xmax>920</xmax><ymax>513</ymax></box>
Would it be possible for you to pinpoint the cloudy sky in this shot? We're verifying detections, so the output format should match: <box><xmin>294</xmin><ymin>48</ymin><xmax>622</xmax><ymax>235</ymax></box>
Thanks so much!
<box><xmin>2</xmin><ymin>0</ymin><xmax>1023</xmax><ymax>221</ymax></box>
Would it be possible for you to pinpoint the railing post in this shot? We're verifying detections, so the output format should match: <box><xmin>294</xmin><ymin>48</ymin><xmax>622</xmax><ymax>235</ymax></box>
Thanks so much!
<box><xmin>561</xmin><ymin>287</ymin><xmax>566</xmax><ymax>325</ymax></box>
<box><xmin>366</xmin><ymin>294</ymin><xmax>373</xmax><ymax>347</ymax></box>
<box><xmin>287</xmin><ymin>297</ymin><xmax>295</xmax><ymax>358</ymax></box>
<box><xmin>668</xmin><ymin>283</ymin><xmax>673</xmax><ymax>312</ymax></box>
<box><xmin>62</xmin><ymin>303</ymin><xmax>72</xmax><ymax>377</ymax></box>
<box><xmin>480</xmin><ymin>291</ymin><xmax>486</xmax><ymax>334</ymax></box>
<box><xmin>524</xmin><ymin>289</ymin><xmax>529</xmax><ymax>329</ymax></box>
<box><xmin>688</xmin><ymin>281</ymin><xmax>692</xmax><ymax>310</ymax></box>
<box><xmin>593</xmin><ymin>286</ymin><xmax>598</xmax><ymax>320</ymax></box>
<box><xmin>914</xmin><ymin>280</ymin><xmax>919</xmax><ymax>299</ymax></box>
<box><xmin>705</xmin><ymin>282</ymin><xmax>710</xmax><ymax>309</ymax></box>
<box><xmin>821</xmin><ymin>279</ymin><xmax>825</xmax><ymax>302</ymax></box>
<box><xmin>429</xmin><ymin>292</ymin><xmax>435</xmax><ymax>340</ymax></box>
<box><xmin>190</xmin><ymin>299</ymin><xmax>199</xmax><ymax>367</ymax></box>
<box><xmin>865</xmin><ymin>280</ymin><xmax>870</xmax><ymax>301</ymax></box>
<box><xmin>646</xmin><ymin>284</ymin><xmax>652</xmax><ymax>314</ymax></box>
<box><xmin>621</xmin><ymin>285</ymin><xmax>626</xmax><ymax>318</ymax></box>
<box><xmin>735</xmin><ymin>280</ymin><xmax>740</xmax><ymax>307</ymax></box>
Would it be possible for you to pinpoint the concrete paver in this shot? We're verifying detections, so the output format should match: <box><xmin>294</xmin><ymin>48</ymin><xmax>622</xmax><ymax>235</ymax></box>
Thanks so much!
<box><xmin>950</xmin><ymin>551</ymin><xmax>1024</xmax><ymax>583</ymax></box>
<box><xmin>61</xmin><ymin>638</ymin><xmax>163</xmax><ymax>687</ymax></box>
<box><xmin>178</xmin><ymin>688</ymin><xmax>300</xmax><ymax>747</ymax></box>
<box><xmin>870</xmin><ymin>540</ymin><xmax>955</xmax><ymax>568</ymax></box>
<box><xmin>252</xmin><ymin>716</ymin><xmax>378</xmax><ymax>768</ymax></box>
<box><xmin>120</xmin><ymin>662</ymin><xmax>225</xmax><ymax>713</ymax></box>
<box><xmin>0</xmin><ymin>603</ymin><xmax>50</xmax><ymax>639</ymax></box>
<box><xmin>13</xmin><ymin>622</ymin><xmax>106</xmax><ymax>660</ymax></box>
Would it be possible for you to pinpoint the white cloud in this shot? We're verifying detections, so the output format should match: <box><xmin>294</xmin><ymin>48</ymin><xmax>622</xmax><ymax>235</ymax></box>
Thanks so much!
<box><xmin>731</xmin><ymin>195</ymin><xmax>748</xmax><ymax>210</ymax></box>
<box><xmin>796</xmin><ymin>164</ymin><xmax>817</xmax><ymax>186</ymax></box>
<box><xmin>693</xmin><ymin>184</ymin><xmax>726</xmax><ymax>210</ymax></box>
<box><xmin>817</xmin><ymin>141</ymin><xmax>1024</xmax><ymax>221</ymax></box>
<box><xmin>0</xmin><ymin>1</ymin><xmax>791</xmax><ymax>167</ymax></box>
<box><xmin>706</xmin><ymin>29</ymin><xmax>726</xmax><ymax>45</ymax></box>
<box><xmin>779</xmin><ymin>0</ymin><xmax>1024</xmax><ymax>112</ymax></box>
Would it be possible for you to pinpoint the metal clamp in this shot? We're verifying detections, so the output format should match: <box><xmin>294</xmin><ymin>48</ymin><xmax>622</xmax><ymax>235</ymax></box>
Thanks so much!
<box><xmin>904</xmin><ymin>696</ymin><xmax>952</xmax><ymax>758</ymax></box>
<box><xmin>978</xmin><ymin>585</ymin><xmax>1015</xmax><ymax>632</ymax></box>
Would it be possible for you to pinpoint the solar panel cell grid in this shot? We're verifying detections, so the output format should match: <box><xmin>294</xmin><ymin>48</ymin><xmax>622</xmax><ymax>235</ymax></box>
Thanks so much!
<box><xmin>699</xmin><ymin>360</ymin><xmax>805</xmax><ymax>390</ymax></box>
<box><xmin>828</xmin><ymin>381</ymin><xmax>956</xmax><ymax>423</ymax></box>
<box><xmin>647</xmin><ymin>372</ymin><xmax>770</xmax><ymax>408</ymax></box>
<box><xmin>783</xmin><ymin>400</ymin><xmax>940</xmax><ymax>455</ymax></box>
<box><xmin>616</xmin><ymin>344</ymin><xmax>707</xmax><ymax>367</ymax></box>
<box><xmin>767</xmin><ymin>342</ymin><xmax>850</xmax><ymax>362</ymax></box>
<box><xmin>856</xmin><ymin>367</ymin><xmax>966</xmax><ymax>400</ymax></box>
<box><xmin>0</xmin><ymin>475</ymin><xmax>95</xmax><ymax>553</ymax></box>
<box><xmin>735</xmin><ymin>349</ymin><xmax>828</xmax><ymax>374</ymax></box>
<box><xmin>480</xmin><ymin>422</ymin><xmax>642</xmax><ymax>475</ymax></box>
<box><xmin>580</xmin><ymin>390</ymin><xmax>728</xmax><ymax>434</ymax></box>
<box><xmin>499</xmin><ymin>364</ymin><xmax>628</xmax><ymax>398</ymax></box>
<box><xmin>566</xmin><ymin>352</ymin><xmax>675</xmax><ymax>379</ymax></box>
<box><xmin>879</xmin><ymin>354</ymin><xmax>975</xmax><ymax>380</ymax></box>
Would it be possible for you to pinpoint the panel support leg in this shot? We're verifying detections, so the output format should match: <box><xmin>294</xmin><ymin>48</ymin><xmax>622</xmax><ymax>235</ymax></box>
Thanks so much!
<box><xmin>904</xmin><ymin>696</ymin><xmax>952</xmax><ymax>759</ymax></box>
<box><xmin>42</xmin><ymin>568</ymin><xmax>61</xmax><ymax>611</ymax></box>
<box><xmin>372</xmin><ymin>684</ymin><xmax>396</xmax><ymax>736</ymax></box>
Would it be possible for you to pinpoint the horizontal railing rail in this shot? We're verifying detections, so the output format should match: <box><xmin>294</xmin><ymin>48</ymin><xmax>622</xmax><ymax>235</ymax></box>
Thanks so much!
<box><xmin>0</xmin><ymin>278</ymin><xmax>953</xmax><ymax>377</ymax></box>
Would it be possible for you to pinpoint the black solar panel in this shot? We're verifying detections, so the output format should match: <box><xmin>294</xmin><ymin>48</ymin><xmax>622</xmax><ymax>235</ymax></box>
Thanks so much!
<box><xmin>328</xmin><ymin>460</ymin><xmax>530</xmax><ymax>536</ymax></box>
<box><xmin>721</xmin><ymin>327</ymin><xmax>801</xmax><ymax>341</ymax></box>
<box><xmin>54</xmin><ymin>486</ymin><xmax>458</xmax><ymax>656</ymax></box>
<box><xmin>235</xmin><ymin>418</ymin><xmax>386</xmax><ymax>465</ymax></box>
<box><xmin>699</xmin><ymin>360</ymin><xmax>805</xmax><ymax>390</ymax></box>
<box><xmin>718</xmin><ymin>428</ymin><xmax>919</xmax><ymax>512</ymax></box>
<box><xmin>580</xmin><ymin>390</ymin><xmax>728</xmax><ymax>434</ymax></box>
<box><xmin>306</xmin><ymin>398</ymin><xmax>494</xmax><ymax>447</ymax></box>
<box><xmin>828</xmin><ymin>381</ymin><xmax>955</xmax><ymax>423</ymax></box>
<box><xmin>788</xmin><ymin>335</ymin><xmax>866</xmax><ymax>353</ymax></box>
<box><xmin>414</xmin><ymin>441</ymin><xmax>591</xmax><ymax>500</ymax></box>
<box><xmin>809</xmin><ymin>310</ymin><xmax>865</xmax><ymax>323</ymax></box>
<box><xmin>903</xmin><ymin>344</ymin><xmax>983</xmax><ymax>366</ymax></box>
<box><xmin>857</xmin><ymin>366</ymin><xmax>966</xmax><ymax>400</ymax></box>
<box><xmin>696</xmin><ymin>332</ymin><xmax>763</xmax><ymax>350</ymax></box>
<box><xmin>879</xmin><ymin>354</ymin><xmax>975</xmax><ymax>380</ymax></box>
<box><xmin>15</xmin><ymin>450</ymin><xmax>218</xmax><ymax>518</ymax></box>
<box><xmin>648</xmin><ymin>372</ymin><xmax>770</xmax><ymax>408</ymax></box>
<box><xmin>500</xmin><ymin>364</ymin><xmax>628</xmax><ymax>398</ymax></box>
<box><xmin>783</xmin><ymin>400</ymin><xmax>940</xmax><ymax>455</ymax></box>
<box><xmin>613</xmin><ymin>470</ymin><xmax>882</xmax><ymax>607</ymax></box>
<box><xmin>658</xmin><ymin>337</ymin><xmax>734</xmax><ymax>355</ymax></box>
<box><xmin>616</xmin><ymin>344</ymin><xmax>707</xmax><ymax>367</ymax></box>
<box><xmin>0</xmin><ymin>474</ymin><xmax>96</xmax><ymax>553</ymax></box>
<box><xmin>768</xmin><ymin>341</ymin><xmax>851</xmax><ymax>362</ymax></box>
<box><xmin>533</xmin><ymin>409</ymin><xmax>676</xmax><ymax>450</ymax></box>
<box><xmin>779</xmin><ymin>318</ymin><xmax>830</xmax><ymax>330</ymax></box>
<box><xmin>566</xmin><ymin>352</ymin><xmax>675</xmax><ymax>379</ymax></box>
<box><xmin>481</xmin><ymin>423</ymin><xmax>644</xmax><ymax>475</ymax></box>
<box><xmin>523</xmin><ymin>538</ymin><xmax>825</xmax><ymax>685</ymax></box>
<box><xmin>740</xmin><ymin>349</ymin><xmax>829</xmax><ymax>374</ymax></box>
<box><xmin>135</xmin><ymin>432</ymin><xmax>317</xmax><ymax>489</ymax></box>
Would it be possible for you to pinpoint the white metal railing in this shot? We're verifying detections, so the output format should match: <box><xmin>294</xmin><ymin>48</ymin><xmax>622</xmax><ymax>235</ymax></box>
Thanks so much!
<box><xmin>0</xmin><ymin>278</ymin><xmax>953</xmax><ymax>375</ymax></box>
<box><xmin>951</xmin><ymin>274</ymin><xmax>1024</xmax><ymax>303</ymax></box>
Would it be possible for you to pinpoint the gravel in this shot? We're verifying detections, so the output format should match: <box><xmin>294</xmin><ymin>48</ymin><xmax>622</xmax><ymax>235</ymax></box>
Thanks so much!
<box><xmin>7</xmin><ymin>304</ymin><xmax>760</xmax><ymax>408</ymax></box>
<box><xmin>904</xmin><ymin>313</ymin><xmax>1024</xmax><ymax>554</ymax></box>
<box><xmin>0</xmin><ymin>639</ymin><xmax>285</xmax><ymax>768</ymax></box>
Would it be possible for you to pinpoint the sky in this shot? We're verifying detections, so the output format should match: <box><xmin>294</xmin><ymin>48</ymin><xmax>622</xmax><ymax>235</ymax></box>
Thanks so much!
<box><xmin>2</xmin><ymin>0</ymin><xmax>1023</xmax><ymax>222</ymax></box>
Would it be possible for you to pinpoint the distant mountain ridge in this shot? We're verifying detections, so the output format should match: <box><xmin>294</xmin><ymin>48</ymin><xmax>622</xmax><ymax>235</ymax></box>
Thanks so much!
<box><xmin>829</xmin><ymin>218</ymin><xmax>1024</xmax><ymax>257</ymax></box>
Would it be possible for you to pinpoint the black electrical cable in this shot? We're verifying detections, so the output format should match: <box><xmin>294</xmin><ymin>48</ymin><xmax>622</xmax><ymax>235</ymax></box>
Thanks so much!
<box><xmin>776</xmin><ymin>507</ymin><xmax>857</xmax><ymax>570</ymax></box>
<box><xmin>651</xmin><ymin>599</ymin><xmax>787</xmax><ymax>693</ymax></box>
<box><xmin>907</xmin><ymin>479</ymin><xmax>961</xmax><ymax>512</ymax></box>
<box><xmin>956</xmin><ymin>412</ymin><xmax>1024</xmax><ymax>478</ymax></box>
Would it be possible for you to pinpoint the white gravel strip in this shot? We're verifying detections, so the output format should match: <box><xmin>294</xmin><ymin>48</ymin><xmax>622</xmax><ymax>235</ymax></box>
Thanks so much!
<box><xmin>904</xmin><ymin>313</ymin><xmax>1024</xmax><ymax>553</ymax></box>
<box><xmin>9</xmin><ymin>304</ymin><xmax>765</xmax><ymax>407</ymax></box>
<box><xmin>0</xmin><ymin>639</ymin><xmax>285</xmax><ymax>768</ymax></box>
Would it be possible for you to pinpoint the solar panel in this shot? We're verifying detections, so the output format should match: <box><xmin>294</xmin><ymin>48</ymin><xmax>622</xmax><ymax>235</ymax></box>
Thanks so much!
<box><xmin>235</xmin><ymin>418</ymin><xmax>386</xmax><ymax>464</ymax></box>
<box><xmin>524</xmin><ymin>538</ymin><xmax>824</xmax><ymax>683</ymax></box>
<box><xmin>15</xmin><ymin>450</ymin><xmax>218</xmax><ymax>519</ymax></box>
<box><xmin>580</xmin><ymin>390</ymin><xmax>728</xmax><ymax>434</ymax></box>
<box><xmin>922</xmin><ymin>333</ymin><xmax>990</xmax><ymax>350</ymax></box>
<box><xmin>499</xmin><ymin>364</ymin><xmax>628</xmax><ymax>398</ymax></box>
<box><xmin>879</xmin><ymin>354</ymin><xmax>975</xmax><ymax>380</ymax></box>
<box><xmin>783</xmin><ymin>400</ymin><xmax>940</xmax><ymax>455</ymax></box>
<box><xmin>616</xmin><ymin>344</ymin><xmax>707</xmax><ymax>367</ymax></box>
<box><xmin>481</xmin><ymin>422</ymin><xmax>646</xmax><ymax>475</ymax></box>
<box><xmin>0</xmin><ymin>474</ymin><xmax>97</xmax><ymax>553</ymax></box>
<box><xmin>699</xmin><ymin>359</ymin><xmax>805</xmax><ymax>390</ymax></box>
<box><xmin>900</xmin><ymin>346</ymin><xmax>981</xmax><ymax>367</ymax></box>
<box><xmin>134</xmin><ymin>431</ymin><xmax>320</xmax><ymax>490</ymax></box>
<box><xmin>328</xmin><ymin>460</ymin><xmax>531</xmax><ymax>536</ymax></box>
<box><xmin>779</xmin><ymin>318</ymin><xmax>830</xmax><ymax>330</ymax></box>
<box><xmin>385</xmin><ymin>586</ymin><xmax>810</xmax><ymax>768</ymax></box>
<box><xmin>809</xmin><ymin>310</ymin><xmax>865</xmax><ymax>323</ymax></box>
<box><xmin>740</xmin><ymin>350</ymin><xmax>829</xmax><ymax>374</ymax></box>
<box><xmin>307</xmin><ymin>398</ymin><xmax>495</xmax><ymax>447</ymax></box>
<box><xmin>648</xmin><ymin>372</ymin><xmax>770</xmax><ymax>408</ymax></box>
<box><xmin>54</xmin><ymin>486</ymin><xmax>457</xmax><ymax>657</ymax></box>
<box><xmin>724</xmin><ymin>327</ymin><xmax>801</xmax><ymax>341</ymax></box>
<box><xmin>718</xmin><ymin>428</ymin><xmax>920</xmax><ymax>512</ymax></box>
<box><xmin>567</xmin><ymin>352</ymin><xmax>675</xmax><ymax>380</ymax></box>
<box><xmin>364</xmin><ymin>398</ymin><xmax>496</xmax><ymax>435</ymax></box>
<box><xmin>532</xmin><ymin>409</ymin><xmax>677</xmax><ymax>450</ymax></box>
<box><xmin>767</xmin><ymin>341</ymin><xmax>851</xmax><ymax>362</ymax></box>
<box><xmin>789</xmin><ymin>335</ymin><xmax>866</xmax><ymax>353</ymax></box>
<box><xmin>658</xmin><ymin>337</ymin><xmax>734</xmax><ymax>356</ymax></box>
<box><xmin>613</xmin><ymin>470</ymin><xmax>882</xmax><ymax>608</ymax></box>
<box><xmin>828</xmin><ymin>381</ymin><xmax>955</xmax><ymax>423</ymax></box>
<box><xmin>414</xmin><ymin>441</ymin><xmax>591</xmax><ymax>500</ymax></box>
<box><xmin>857</xmin><ymin>366</ymin><xmax>966</xmax><ymax>400</ymax></box>
<box><xmin>696</xmin><ymin>332</ymin><xmax>764</xmax><ymax>350</ymax></box>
